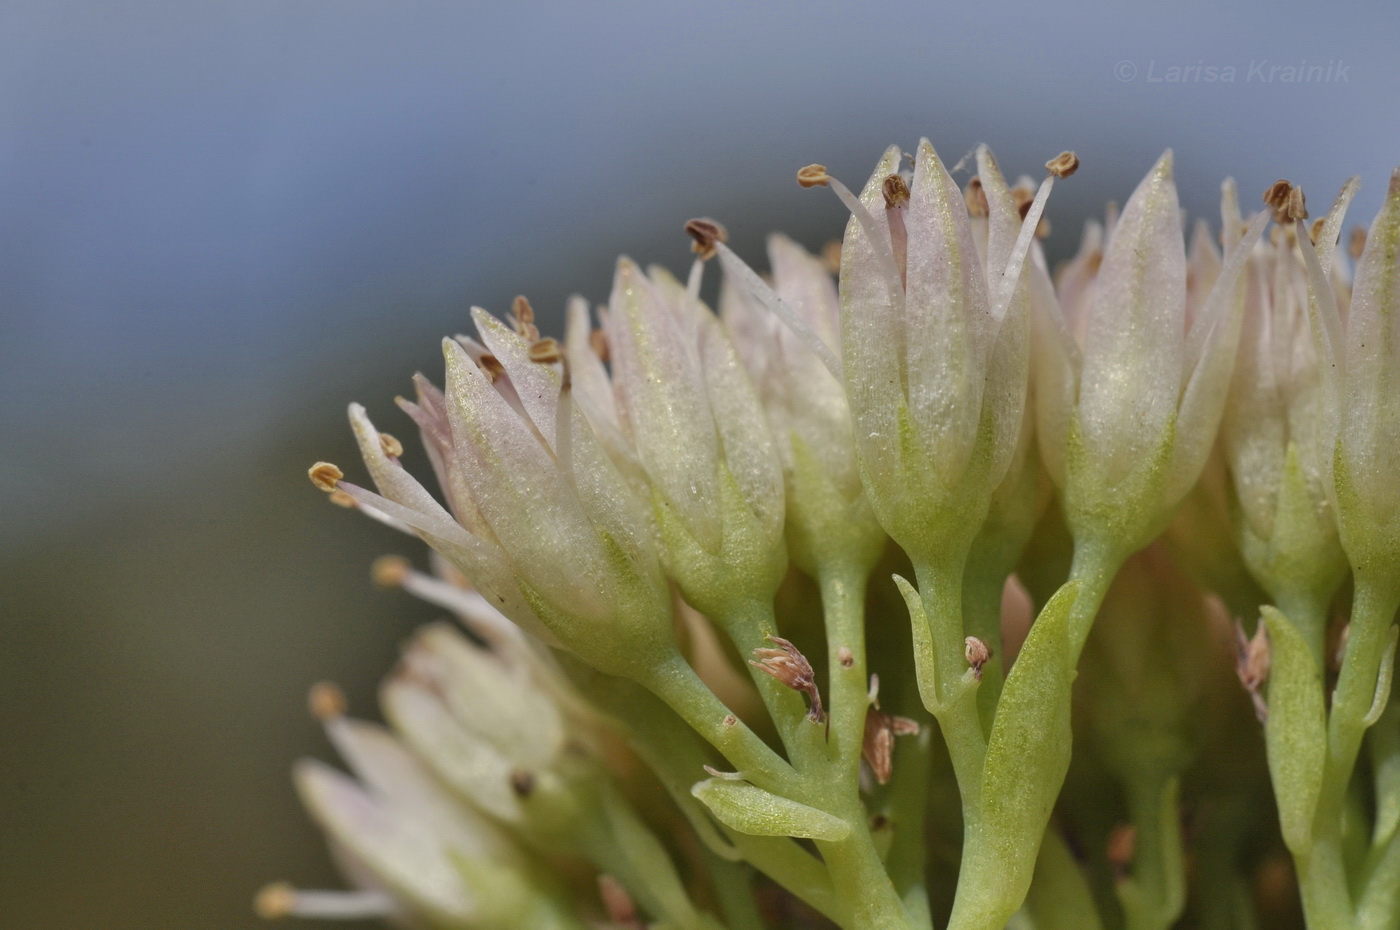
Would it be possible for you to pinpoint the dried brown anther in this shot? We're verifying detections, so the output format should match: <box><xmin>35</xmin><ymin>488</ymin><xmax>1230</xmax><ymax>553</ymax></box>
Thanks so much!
<box><xmin>598</xmin><ymin>875</ymin><xmax>643</xmax><ymax>929</ymax></box>
<box><xmin>1235</xmin><ymin>619</ymin><xmax>1272</xmax><ymax>723</ymax></box>
<box><xmin>750</xmin><ymin>635</ymin><xmax>825</xmax><ymax>723</ymax></box>
<box><xmin>528</xmin><ymin>337</ymin><xmax>562</xmax><ymax>364</ymax></box>
<box><xmin>964</xmin><ymin>176</ymin><xmax>989</xmax><ymax>217</ymax></box>
<box><xmin>796</xmin><ymin>163</ymin><xmax>831</xmax><ymax>188</ymax></box>
<box><xmin>327</xmin><ymin>489</ymin><xmax>357</xmax><ymax>509</ymax></box>
<box><xmin>685</xmin><ymin>218</ymin><xmax>728</xmax><ymax>260</ymax></box>
<box><xmin>1107</xmin><ymin>823</ymin><xmax>1137</xmax><ymax>877</ymax></box>
<box><xmin>1045</xmin><ymin>150</ymin><xmax>1080</xmax><ymax>178</ymax></box>
<box><xmin>588</xmin><ymin>327</ymin><xmax>609</xmax><ymax>362</ymax></box>
<box><xmin>1349</xmin><ymin>226</ymin><xmax>1368</xmax><ymax>260</ymax></box>
<box><xmin>308</xmin><ymin>461</ymin><xmax>344</xmax><ymax>492</ymax></box>
<box><xmin>820</xmin><ymin>240</ymin><xmax>842</xmax><ymax>274</ymax></box>
<box><xmin>882</xmin><ymin>173</ymin><xmax>911</xmax><ymax>209</ymax></box>
<box><xmin>964</xmin><ymin>636</ymin><xmax>992</xmax><ymax>680</ymax></box>
<box><xmin>477</xmin><ymin>353</ymin><xmax>506</xmax><ymax>383</ymax></box>
<box><xmin>837</xmin><ymin>645</ymin><xmax>855</xmax><ymax>669</ymax></box>
<box><xmin>1263</xmin><ymin>180</ymin><xmax>1308</xmax><ymax>224</ymax></box>
<box><xmin>862</xmin><ymin>705</ymin><xmax>921</xmax><ymax>785</ymax></box>
<box><xmin>510</xmin><ymin>296</ymin><xmax>540</xmax><ymax>340</ymax></box>
<box><xmin>510</xmin><ymin>768</ymin><xmax>537</xmax><ymax>798</ymax></box>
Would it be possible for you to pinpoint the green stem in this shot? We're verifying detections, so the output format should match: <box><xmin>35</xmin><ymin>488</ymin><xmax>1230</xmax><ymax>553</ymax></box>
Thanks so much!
<box><xmin>724</xmin><ymin>598</ymin><xmax>825</xmax><ymax>771</ymax></box>
<box><xmin>961</xmin><ymin>556</ymin><xmax>1009</xmax><ymax>735</ymax></box>
<box><xmin>1295</xmin><ymin>835</ymin><xmax>1354</xmax><ymax>929</ymax></box>
<box><xmin>1021</xmin><ymin>826</ymin><xmax>1104</xmax><ymax>930</ymax></box>
<box><xmin>818</xmin><ymin>563</ymin><xmax>872</xmax><ymax>781</ymax></box>
<box><xmin>1322</xmin><ymin>578</ymin><xmax>1400</xmax><ymax>822</ymax></box>
<box><xmin>1119</xmin><ymin>775</ymin><xmax>1186</xmax><ymax>930</ymax></box>
<box><xmin>913</xmin><ymin>557</ymin><xmax>988</xmax><ymax>806</ymax></box>
<box><xmin>1066</xmin><ymin>536</ymin><xmax>1128</xmax><ymax>662</ymax></box>
<box><xmin>705</xmin><ymin>853</ymin><xmax>764</xmax><ymax>930</ymax></box>
<box><xmin>644</xmin><ymin>653</ymin><xmax>800</xmax><ymax>795</ymax></box>
<box><xmin>1355</xmin><ymin>828</ymin><xmax>1400</xmax><ymax>930</ymax></box>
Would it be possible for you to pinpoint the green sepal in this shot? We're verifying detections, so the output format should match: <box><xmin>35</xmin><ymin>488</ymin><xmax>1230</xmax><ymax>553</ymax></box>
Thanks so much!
<box><xmin>1261</xmin><ymin>605</ymin><xmax>1327</xmax><ymax>854</ymax></box>
<box><xmin>691</xmin><ymin>778</ymin><xmax>851</xmax><ymax>842</ymax></box>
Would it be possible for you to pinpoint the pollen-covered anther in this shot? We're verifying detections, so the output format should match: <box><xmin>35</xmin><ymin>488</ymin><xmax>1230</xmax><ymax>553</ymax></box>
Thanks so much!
<box><xmin>308</xmin><ymin>462</ymin><xmax>344</xmax><ymax>493</ymax></box>
<box><xmin>964</xmin><ymin>636</ymin><xmax>992</xmax><ymax>680</ymax></box>
<box><xmin>750</xmin><ymin>635</ymin><xmax>825</xmax><ymax>723</ymax></box>
<box><xmin>1045</xmin><ymin>150</ymin><xmax>1080</xmax><ymax>178</ymax></box>
<box><xmin>327</xmin><ymin>489</ymin><xmax>357</xmax><ymax>509</ymax></box>
<box><xmin>964</xmin><ymin>176</ymin><xmax>989</xmax><ymax>217</ymax></box>
<box><xmin>1234</xmin><ymin>620</ymin><xmax>1272</xmax><ymax>723</ymax></box>
<box><xmin>684</xmin><ymin>218</ymin><xmax>728</xmax><ymax>260</ymax></box>
<box><xmin>796</xmin><ymin>163</ymin><xmax>830</xmax><ymax>188</ymax></box>
<box><xmin>254</xmin><ymin>882</ymin><xmax>298</xmax><ymax>920</ymax></box>
<box><xmin>370</xmin><ymin>554</ymin><xmax>411</xmax><ymax>589</ymax></box>
<box><xmin>882</xmin><ymin>173</ymin><xmax>911</xmax><ymax>209</ymax></box>
<box><xmin>307</xmin><ymin>681</ymin><xmax>347</xmax><ymax>721</ymax></box>
<box><xmin>1263</xmin><ymin>179</ymin><xmax>1308</xmax><ymax>224</ymax></box>
<box><xmin>377</xmin><ymin>433</ymin><xmax>404</xmax><ymax>459</ymax></box>
<box><xmin>1349</xmin><ymin>226</ymin><xmax>1367</xmax><ymax>260</ymax></box>
<box><xmin>510</xmin><ymin>295</ymin><xmax>540</xmax><ymax>340</ymax></box>
<box><xmin>528</xmin><ymin>337</ymin><xmax>562</xmax><ymax>364</ymax></box>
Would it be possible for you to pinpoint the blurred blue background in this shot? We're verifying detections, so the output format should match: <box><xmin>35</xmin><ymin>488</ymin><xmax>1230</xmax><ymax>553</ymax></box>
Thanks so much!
<box><xmin>2</xmin><ymin>1</ymin><xmax>1397</xmax><ymax>926</ymax></box>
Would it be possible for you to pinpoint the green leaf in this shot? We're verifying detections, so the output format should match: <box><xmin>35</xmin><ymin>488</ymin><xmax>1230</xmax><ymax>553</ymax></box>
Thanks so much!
<box><xmin>1261</xmin><ymin>606</ymin><xmax>1327</xmax><ymax>854</ymax></box>
<box><xmin>691</xmin><ymin>779</ymin><xmax>851</xmax><ymax>842</ymax></box>
<box><xmin>947</xmin><ymin>581</ymin><xmax>1079</xmax><ymax>929</ymax></box>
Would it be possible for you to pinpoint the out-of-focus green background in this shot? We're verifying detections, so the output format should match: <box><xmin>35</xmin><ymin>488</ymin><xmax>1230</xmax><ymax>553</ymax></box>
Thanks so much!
<box><xmin>3</xmin><ymin>1</ymin><xmax>1398</xmax><ymax>926</ymax></box>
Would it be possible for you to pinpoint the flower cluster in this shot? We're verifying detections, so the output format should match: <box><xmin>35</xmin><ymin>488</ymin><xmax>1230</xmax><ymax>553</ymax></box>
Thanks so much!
<box><xmin>267</xmin><ymin>140</ymin><xmax>1400</xmax><ymax>930</ymax></box>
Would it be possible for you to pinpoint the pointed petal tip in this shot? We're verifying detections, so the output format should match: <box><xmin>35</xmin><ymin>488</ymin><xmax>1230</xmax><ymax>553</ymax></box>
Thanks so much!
<box><xmin>1154</xmin><ymin>149</ymin><xmax>1175</xmax><ymax>177</ymax></box>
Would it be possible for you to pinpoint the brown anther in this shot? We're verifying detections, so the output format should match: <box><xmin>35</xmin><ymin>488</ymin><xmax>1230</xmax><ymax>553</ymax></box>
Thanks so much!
<box><xmin>684</xmin><ymin>218</ymin><xmax>728</xmax><ymax>260</ymax></box>
<box><xmin>371</xmin><ymin>554</ymin><xmax>411</xmax><ymax>589</ymax></box>
<box><xmin>308</xmin><ymin>462</ymin><xmax>343</xmax><ymax>493</ymax></box>
<box><xmin>327</xmin><ymin>489</ymin><xmax>357</xmax><ymax>509</ymax></box>
<box><xmin>378</xmin><ymin>433</ymin><xmax>404</xmax><ymax>459</ymax></box>
<box><xmin>1045</xmin><ymin>151</ymin><xmax>1080</xmax><ymax>179</ymax></box>
<box><xmin>1235</xmin><ymin>619</ymin><xmax>1272</xmax><ymax>723</ymax></box>
<box><xmin>308</xmin><ymin>681</ymin><xmax>347</xmax><ymax>721</ymax></box>
<box><xmin>964</xmin><ymin>636</ymin><xmax>992</xmax><ymax>680</ymax></box>
<box><xmin>837</xmin><ymin>645</ymin><xmax>855</xmax><ymax>669</ymax></box>
<box><xmin>528</xmin><ymin>337</ymin><xmax>562</xmax><ymax>364</ymax></box>
<box><xmin>964</xmin><ymin>176</ymin><xmax>989</xmax><ymax>217</ymax></box>
<box><xmin>1107</xmin><ymin>824</ymin><xmax>1137</xmax><ymax>877</ymax></box>
<box><xmin>598</xmin><ymin>875</ymin><xmax>642</xmax><ymax>928</ymax></box>
<box><xmin>254</xmin><ymin>882</ymin><xmax>298</xmax><ymax>920</ymax></box>
<box><xmin>820</xmin><ymin>240</ymin><xmax>843</xmax><ymax>274</ymax></box>
<box><xmin>1035</xmin><ymin>217</ymin><xmax>1052</xmax><ymax>240</ymax></box>
<box><xmin>1349</xmin><ymin>226</ymin><xmax>1368</xmax><ymax>260</ymax></box>
<box><xmin>722</xmin><ymin>714</ymin><xmax>737</xmax><ymax>727</ymax></box>
<box><xmin>750</xmin><ymin>635</ymin><xmax>825</xmax><ymax>723</ymax></box>
<box><xmin>509</xmin><ymin>768</ymin><xmax>537</xmax><ymax>798</ymax></box>
<box><xmin>861</xmin><ymin>706</ymin><xmax>921</xmax><ymax>785</ymax></box>
<box><xmin>796</xmin><ymin>163</ymin><xmax>831</xmax><ymax>188</ymax></box>
<box><xmin>1309</xmin><ymin>217</ymin><xmax>1328</xmax><ymax>246</ymax></box>
<box><xmin>882</xmin><ymin>173</ymin><xmax>911</xmax><ymax>209</ymax></box>
<box><xmin>506</xmin><ymin>296</ymin><xmax>539</xmax><ymax>340</ymax></box>
<box><xmin>477</xmin><ymin>353</ymin><xmax>505</xmax><ymax>383</ymax></box>
<box><xmin>588</xmin><ymin>328</ymin><xmax>609</xmax><ymax>362</ymax></box>
<box><xmin>1263</xmin><ymin>180</ymin><xmax>1308</xmax><ymax>224</ymax></box>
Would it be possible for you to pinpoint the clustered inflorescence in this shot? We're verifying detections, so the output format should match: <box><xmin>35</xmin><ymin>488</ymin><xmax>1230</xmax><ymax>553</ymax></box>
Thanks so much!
<box><xmin>263</xmin><ymin>139</ymin><xmax>1400</xmax><ymax>930</ymax></box>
